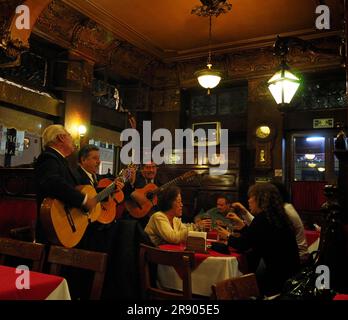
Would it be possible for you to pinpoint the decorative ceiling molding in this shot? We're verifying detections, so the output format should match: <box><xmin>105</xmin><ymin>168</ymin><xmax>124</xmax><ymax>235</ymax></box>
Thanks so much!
<box><xmin>0</xmin><ymin>0</ymin><xmax>52</xmax><ymax>65</ymax></box>
<box><xmin>62</xmin><ymin>0</ymin><xmax>164</xmax><ymax>59</ymax></box>
<box><xmin>164</xmin><ymin>29</ymin><xmax>342</xmax><ymax>63</ymax></box>
<box><xmin>61</xmin><ymin>0</ymin><xmax>343</xmax><ymax>64</ymax></box>
<box><xmin>30</xmin><ymin>0</ymin><xmax>343</xmax><ymax>90</ymax></box>
<box><xmin>34</xmin><ymin>0</ymin><xmax>156</xmax><ymax>85</ymax></box>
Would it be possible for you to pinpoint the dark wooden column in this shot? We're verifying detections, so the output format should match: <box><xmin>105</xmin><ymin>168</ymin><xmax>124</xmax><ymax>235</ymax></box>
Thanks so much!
<box><xmin>333</xmin><ymin>150</ymin><xmax>348</xmax><ymax>222</ymax></box>
<box><xmin>63</xmin><ymin>53</ymin><xmax>94</xmax><ymax>149</ymax></box>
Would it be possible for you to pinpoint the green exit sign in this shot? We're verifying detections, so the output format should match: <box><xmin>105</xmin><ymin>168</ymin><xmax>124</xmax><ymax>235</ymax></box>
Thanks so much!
<box><xmin>313</xmin><ymin>118</ymin><xmax>334</xmax><ymax>129</ymax></box>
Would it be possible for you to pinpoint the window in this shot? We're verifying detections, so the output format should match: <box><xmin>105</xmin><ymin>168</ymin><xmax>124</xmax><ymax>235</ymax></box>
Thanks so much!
<box><xmin>190</xmin><ymin>86</ymin><xmax>247</xmax><ymax>118</ymax></box>
<box><xmin>293</xmin><ymin>136</ymin><xmax>325</xmax><ymax>181</ymax></box>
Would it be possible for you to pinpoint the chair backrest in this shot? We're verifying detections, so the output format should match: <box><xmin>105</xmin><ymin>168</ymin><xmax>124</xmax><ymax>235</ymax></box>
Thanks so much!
<box><xmin>212</xmin><ymin>273</ymin><xmax>260</xmax><ymax>300</ymax></box>
<box><xmin>47</xmin><ymin>245</ymin><xmax>108</xmax><ymax>300</ymax></box>
<box><xmin>139</xmin><ymin>244</ymin><xmax>195</xmax><ymax>300</ymax></box>
<box><xmin>0</xmin><ymin>237</ymin><xmax>45</xmax><ymax>272</ymax></box>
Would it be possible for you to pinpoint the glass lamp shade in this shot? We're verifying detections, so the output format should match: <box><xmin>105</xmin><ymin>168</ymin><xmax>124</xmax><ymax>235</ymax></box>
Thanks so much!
<box><xmin>268</xmin><ymin>69</ymin><xmax>300</xmax><ymax>104</ymax></box>
<box><xmin>304</xmin><ymin>153</ymin><xmax>316</xmax><ymax>160</ymax></box>
<box><xmin>195</xmin><ymin>67</ymin><xmax>222</xmax><ymax>89</ymax></box>
<box><xmin>78</xmin><ymin>125</ymin><xmax>87</xmax><ymax>136</ymax></box>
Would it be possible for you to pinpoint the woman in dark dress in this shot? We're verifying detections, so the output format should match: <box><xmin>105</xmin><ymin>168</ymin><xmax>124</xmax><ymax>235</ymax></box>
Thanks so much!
<box><xmin>218</xmin><ymin>183</ymin><xmax>300</xmax><ymax>295</ymax></box>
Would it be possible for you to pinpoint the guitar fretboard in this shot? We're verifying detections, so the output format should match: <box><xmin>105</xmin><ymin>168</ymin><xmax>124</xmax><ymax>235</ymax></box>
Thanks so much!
<box><xmin>95</xmin><ymin>182</ymin><xmax>116</xmax><ymax>203</ymax></box>
<box><xmin>94</xmin><ymin>169</ymin><xmax>131</xmax><ymax>203</ymax></box>
<box><xmin>152</xmin><ymin>172</ymin><xmax>195</xmax><ymax>195</ymax></box>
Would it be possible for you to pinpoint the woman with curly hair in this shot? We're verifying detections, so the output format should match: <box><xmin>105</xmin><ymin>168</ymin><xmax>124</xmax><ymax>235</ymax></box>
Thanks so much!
<box><xmin>218</xmin><ymin>183</ymin><xmax>300</xmax><ymax>295</ymax></box>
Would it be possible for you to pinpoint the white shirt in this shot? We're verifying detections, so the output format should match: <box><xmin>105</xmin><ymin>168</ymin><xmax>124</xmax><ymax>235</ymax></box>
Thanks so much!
<box><xmin>145</xmin><ymin>211</ymin><xmax>188</xmax><ymax>246</ymax></box>
<box><xmin>49</xmin><ymin>146</ymin><xmax>66</xmax><ymax>158</ymax></box>
<box><xmin>80</xmin><ymin>166</ymin><xmax>96</xmax><ymax>186</ymax></box>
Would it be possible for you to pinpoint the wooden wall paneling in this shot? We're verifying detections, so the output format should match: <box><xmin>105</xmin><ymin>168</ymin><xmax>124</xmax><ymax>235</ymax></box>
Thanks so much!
<box><xmin>158</xmin><ymin>147</ymin><xmax>241</xmax><ymax>221</ymax></box>
<box><xmin>0</xmin><ymin>168</ymin><xmax>36</xmax><ymax>198</ymax></box>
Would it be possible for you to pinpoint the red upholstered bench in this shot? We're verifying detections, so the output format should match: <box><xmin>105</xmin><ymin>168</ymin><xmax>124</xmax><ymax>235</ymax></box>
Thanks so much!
<box><xmin>0</xmin><ymin>198</ymin><xmax>37</xmax><ymax>240</ymax></box>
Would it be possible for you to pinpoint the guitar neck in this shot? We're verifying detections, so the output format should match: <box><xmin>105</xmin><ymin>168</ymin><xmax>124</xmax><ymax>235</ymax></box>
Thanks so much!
<box><xmin>94</xmin><ymin>171</ymin><xmax>129</xmax><ymax>203</ymax></box>
<box><xmin>153</xmin><ymin>174</ymin><xmax>190</xmax><ymax>195</ymax></box>
<box><xmin>95</xmin><ymin>182</ymin><xmax>116</xmax><ymax>203</ymax></box>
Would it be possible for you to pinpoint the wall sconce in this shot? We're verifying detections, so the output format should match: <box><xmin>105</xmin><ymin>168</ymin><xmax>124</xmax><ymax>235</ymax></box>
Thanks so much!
<box><xmin>318</xmin><ymin>167</ymin><xmax>325</xmax><ymax>172</ymax></box>
<box><xmin>268</xmin><ymin>36</ymin><xmax>341</xmax><ymax>108</ymax></box>
<box><xmin>78</xmin><ymin>125</ymin><xmax>87</xmax><ymax>137</ymax></box>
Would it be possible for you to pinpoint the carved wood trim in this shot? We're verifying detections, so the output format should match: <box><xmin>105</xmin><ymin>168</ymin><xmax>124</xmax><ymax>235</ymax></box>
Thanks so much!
<box><xmin>62</xmin><ymin>0</ymin><xmax>163</xmax><ymax>59</ymax></box>
<box><xmin>1</xmin><ymin>0</ymin><xmax>52</xmax><ymax>60</ymax></box>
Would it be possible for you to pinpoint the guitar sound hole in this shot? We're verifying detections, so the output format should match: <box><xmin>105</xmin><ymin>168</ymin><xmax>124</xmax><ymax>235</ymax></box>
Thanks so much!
<box><xmin>146</xmin><ymin>192</ymin><xmax>154</xmax><ymax>200</ymax></box>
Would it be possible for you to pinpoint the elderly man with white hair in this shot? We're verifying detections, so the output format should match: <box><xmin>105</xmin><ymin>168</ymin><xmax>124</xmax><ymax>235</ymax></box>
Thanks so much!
<box><xmin>34</xmin><ymin>124</ymin><xmax>98</xmax><ymax>244</ymax></box>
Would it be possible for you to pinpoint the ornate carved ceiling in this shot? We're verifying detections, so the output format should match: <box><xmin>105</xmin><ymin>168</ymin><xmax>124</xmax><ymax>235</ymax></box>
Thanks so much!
<box><xmin>0</xmin><ymin>0</ymin><xmax>345</xmax><ymax>89</ymax></box>
<box><xmin>62</xmin><ymin>0</ymin><xmax>344</xmax><ymax>61</ymax></box>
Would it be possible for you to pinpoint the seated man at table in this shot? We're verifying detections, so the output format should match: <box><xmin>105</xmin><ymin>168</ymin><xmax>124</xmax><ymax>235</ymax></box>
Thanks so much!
<box><xmin>194</xmin><ymin>195</ymin><xmax>238</xmax><ymax>231</ymax></box>
<box><xmin>145</xmin><ymin>186</ymin><xmax>190</xmax><ymax>246</ymax></box>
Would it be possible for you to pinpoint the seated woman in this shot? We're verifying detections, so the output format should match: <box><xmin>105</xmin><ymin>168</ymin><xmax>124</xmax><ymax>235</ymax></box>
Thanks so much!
<box><xmin>145</xmin><ymin>186</ymin><xmax>189</xmax><ymax>246</ymax></box>
<box><xmin>218</xmin><ymin>183</ymin><xmax>300</xmax><ymax>296</ymax></box>
<box><xmin>231</xmin><ymin>181</ymin><xmax>309</xmax><ymax>263</ymax></box>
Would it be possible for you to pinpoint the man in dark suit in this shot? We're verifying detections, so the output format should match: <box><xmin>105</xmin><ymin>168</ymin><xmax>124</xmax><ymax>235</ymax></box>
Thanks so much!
<box><xmin>123</xmin><ymin>161</ymin><xmax>164</xmax><ymax>228</ymax></box>
<box><xmin>134</xmin><ymin>161</ymin><xmax>162</xmax><ymax>188</ymax></box>
<box><xmin>35</xmin><ymin>125</ymin><xmax>97</xmax><ymax>244</ymax></box>
<box><xmin>75</xmin><ymin>144</ymin><xmax>127</xmax><ymax>253</ymax></box>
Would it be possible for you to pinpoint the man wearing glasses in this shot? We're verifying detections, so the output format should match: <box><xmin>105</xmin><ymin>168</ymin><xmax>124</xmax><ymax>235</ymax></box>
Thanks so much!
<box><xmin>122</xmin><ymin>161</ymin><xmax>163</xmax><ymax>228</ymax></box>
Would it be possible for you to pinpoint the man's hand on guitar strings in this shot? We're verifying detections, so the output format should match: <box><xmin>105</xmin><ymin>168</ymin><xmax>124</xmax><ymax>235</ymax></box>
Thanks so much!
<box><xmin>115</xmin><ymin>180</ymin><xmax>125</xmax><ymax>192</ymax></box>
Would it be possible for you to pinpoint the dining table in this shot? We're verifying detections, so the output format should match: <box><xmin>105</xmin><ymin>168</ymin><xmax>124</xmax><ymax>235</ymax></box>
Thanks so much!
<box><xmin>305</xmin><ymin>229</ymin><xmax>320</xmax><ymax>253</ymax></box>
<box><xmin>0</xmin><ymin>265</ymin><xmax>71</xmax><ymax>300</ymax></box>
<box><xmin>157</xmin><ymin>242</ymin><xmax>246</xmax><ymax>297</ymax></box>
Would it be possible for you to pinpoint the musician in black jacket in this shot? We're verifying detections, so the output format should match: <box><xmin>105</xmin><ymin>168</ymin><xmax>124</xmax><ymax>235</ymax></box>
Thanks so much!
<box><xmin>75</xmin><ymin>144</ymin><xmax>127</xmax><ymax>253</ymax></box>
<box><xmin>34</xmin><ymin>125</ymin><xmax>97</xmax><ymax>244</ymax></box>
<box><xmin>122</xmin><ymin>161</ymin><xmax>164</xmax><ymax>228</ymax></box>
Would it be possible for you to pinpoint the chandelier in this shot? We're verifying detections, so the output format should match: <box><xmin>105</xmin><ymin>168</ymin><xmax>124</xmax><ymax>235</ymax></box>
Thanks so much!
<box><xmin>192</xmin><ymin>1</ymin><xmax>232</xmax><ymax>94</ymax></box>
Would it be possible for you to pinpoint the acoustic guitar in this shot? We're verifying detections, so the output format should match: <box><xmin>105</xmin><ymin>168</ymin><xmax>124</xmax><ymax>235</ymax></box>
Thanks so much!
<box><xmin>97</xmin><ymin>166</ymin><xmax>136</xmax><ymax>224</ymax></box>
<box><xmin>126</xmin><ymin>170</ymin><xmax>198</xmax><ymax>219</ymax></box>
<box><xmin>40</xmin><ymin>166</ymin><xmax>136</xmax><ymax>248</ymax></box>
<box><xmin>96</xmin><ymin>112</ymin><xmax>137</xmax><ymax>224</ymax></box>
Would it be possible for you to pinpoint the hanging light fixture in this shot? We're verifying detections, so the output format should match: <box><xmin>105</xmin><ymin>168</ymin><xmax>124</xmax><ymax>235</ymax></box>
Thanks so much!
<box><xmin>268</xmin><ymin>60</ymin><xmax>301</xmax><ymax>105</ymax></box>
<box><xmin>267</xmin><ymin>37</ymin><xmax>300</xmax><ymax>105</ymax></box>
<box><xmin>304</xmin><ymin>153</ymin><xmax>316</xmax><ymax>160</ymax></box>
<box><xmin>192</xmin><ymin>1</ymin><xmax>232</xmax><ymax>94</ymax></box>
<box><xmin>194</xmin><ymin>15</ymin><xmax>222</xmax><ymax>94</ymax></box>
<box><xmin>268</xmin><ymin>35</ymin><xmax>340</xmax><ymax>107</ymax></box>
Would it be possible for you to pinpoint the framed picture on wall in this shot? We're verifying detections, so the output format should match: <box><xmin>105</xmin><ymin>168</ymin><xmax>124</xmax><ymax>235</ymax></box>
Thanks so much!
<box><xmin>192</xmin><ymin>122</ymin><xmax>221</xmax><ymax>146</ymax></box>
<box><xmin>255</xmin><ymin>142</ymin><xmax>272</xmax><ymax>169</ymax></box>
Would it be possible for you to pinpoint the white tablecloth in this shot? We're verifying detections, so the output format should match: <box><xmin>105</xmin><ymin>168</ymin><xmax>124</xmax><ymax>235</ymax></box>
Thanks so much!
<box><xmin>158</xmin><ymin>255</ymin><xmax>242</xmax><ymax>297</ymax></box>
<box><xmin>45</xmin><ymin>279</ymin><xmax>71</xmax><ymax>300</ymax></box>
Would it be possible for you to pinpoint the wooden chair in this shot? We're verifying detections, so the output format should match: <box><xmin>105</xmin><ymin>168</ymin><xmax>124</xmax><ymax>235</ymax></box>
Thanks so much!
<box><xmin>0</xmin><ymin>237</ymin><xmax>45</xmax><ymax>272</ymax></box>
<box><xmin>211</xmin><ymin>273</ymin><xmax>261</xmax><ymax>300</ymax></box>
<box><xmin>139</xmin><ymin>244</ymin><xmax>195</xmax><ymax>300</ymax></box>
<box><xmin>47</xmin><ymin>245</ymin><xmax>108</xmax><ymax>300</ymax></box>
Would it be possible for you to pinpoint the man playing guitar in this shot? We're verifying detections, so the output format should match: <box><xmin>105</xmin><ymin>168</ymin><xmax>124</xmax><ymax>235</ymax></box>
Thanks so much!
<box><xmin>74</xmin><ymin>144</ymin><xmax>134</xmax><ymax>253</ymax></box>
<box><xmin>35</xmin><ymin>125</ymin><xmax>99</xmax><ymax>244</ymax></box>
<box><xmin>123</xmin><ymin>161</ymin><xmax>164</xmax><ymax>228</ymax></box>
